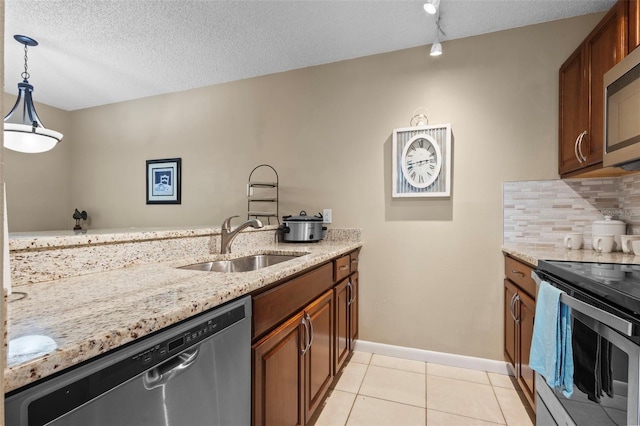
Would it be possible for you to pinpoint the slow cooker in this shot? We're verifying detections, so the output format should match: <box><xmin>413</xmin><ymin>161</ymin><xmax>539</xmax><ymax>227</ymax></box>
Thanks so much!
<box><xmin>279</xmin><ymin>211</ymin><xmax>327</xmax><ymax>242</ymax></box>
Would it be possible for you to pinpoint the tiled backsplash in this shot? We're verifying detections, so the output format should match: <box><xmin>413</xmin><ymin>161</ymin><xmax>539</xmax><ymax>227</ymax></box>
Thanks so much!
<box><xmin>503</xmin><ymin>174</ymin><xmax>640</xmax><ymax>248</ymax></box>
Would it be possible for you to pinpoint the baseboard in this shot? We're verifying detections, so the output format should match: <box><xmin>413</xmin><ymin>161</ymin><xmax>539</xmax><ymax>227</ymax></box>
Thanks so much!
<box><xmin>354</xmin><ymin>340</ymin><xmax>511</xmax><ymax>375</ymax></box>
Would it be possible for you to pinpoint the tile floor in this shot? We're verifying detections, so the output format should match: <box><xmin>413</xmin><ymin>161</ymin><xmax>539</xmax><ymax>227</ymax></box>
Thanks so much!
<box><xmin>311</xmin><ymin>352</ymin><xmax>535</xmax><ymax>426</ymax></box>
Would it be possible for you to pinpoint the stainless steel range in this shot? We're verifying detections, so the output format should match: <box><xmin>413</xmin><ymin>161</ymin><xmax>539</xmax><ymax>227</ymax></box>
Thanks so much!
<box><xmin>534</xmin><ymin>261</ymin><xmax>640</xmax><ymax>426</ymax></box>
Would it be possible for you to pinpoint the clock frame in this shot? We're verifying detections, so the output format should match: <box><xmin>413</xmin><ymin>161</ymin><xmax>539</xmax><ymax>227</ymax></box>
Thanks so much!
<box><xmin>392</xmin><ymin>124</ymin><xmax>452</xmax><ymax>198</ymax></box>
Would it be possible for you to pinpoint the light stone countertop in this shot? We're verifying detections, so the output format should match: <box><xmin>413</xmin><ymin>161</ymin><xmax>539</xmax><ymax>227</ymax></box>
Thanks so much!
<box><xmin>5</xmin><ymin>240</ymin><xmax>362</xmax><ymax>393</ymax></box>
<box><xmin>502</xmin><ymin>244</ymin><xmax>640</xmax><ymax>267</ymax></box>
<box><xmin>8</xmin><ymin>226</ymin><xmax>223</xmax><ymax>251</ymax></box>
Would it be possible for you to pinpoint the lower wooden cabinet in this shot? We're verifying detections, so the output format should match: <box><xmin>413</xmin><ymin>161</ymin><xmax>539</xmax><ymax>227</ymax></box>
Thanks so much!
<box><xmin>252</xmin><ymin>250</ymin><xmax>361</xmax><ymax>426</ymax></box>
<box><xmin>503</xmin><ymin>255</ymin><xmax>536</xmax><ymax>411</ymax></box>
<box><xmin>335</xmin><ymin>272</ymin><xmax>359</xmax><ymax>372</ymax></box>
<box><xmin>304</xmin><ymin>290</ymin><xmax>334</xmax><ymax>422</ymax></box>
<box><xmin>253</xmin><ymin>289</ymin><xmax>334</xmax><ymax>426</ymax></box>
<box><xmin>253</xmin><ymin>311</ymin><xmax>304</xmax><ymax>426</ymax></box>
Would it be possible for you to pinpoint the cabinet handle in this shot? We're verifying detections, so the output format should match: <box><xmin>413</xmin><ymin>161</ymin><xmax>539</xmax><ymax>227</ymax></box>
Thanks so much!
<box><xmin>339</xmin><ymin>265</ymin><xmax>349</xmax><ymax>271</ymax></box>
<box><xmin>577</xmin><ymin>130</ymin><xmax>588</xmax><ymax>163</ymax></box>
<box><xmin>347</xmin><ymin>281</ymin><xmax>355</xmax><ymax>305</ymax></box>
<box><xmin>301</xmin><ymin>315</ymin><xmax>311</xmax><ymax>355</ymax></box>
<box><xmin>511</xmin><ymin>270</ymin><xmax>525</xmax><ymax>278</ymax></box>
<box><xmin>307</xmin><ymin>313</ymin><xmax>314</xmax><ymax>351</ymax></box>
<box><xmin>511</xmin><ymin>294</ymin><xmax>521</xmax><ymax>324</ymax></box>
<box><xmin>574</xmin><ymin>132</ymin><xmax>583</xmax><ymax>163</ymax></box>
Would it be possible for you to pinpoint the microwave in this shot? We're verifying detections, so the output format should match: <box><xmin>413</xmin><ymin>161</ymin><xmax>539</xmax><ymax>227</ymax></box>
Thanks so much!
<box><xmin>604</xmin><ymin>47</ymin><xmax>640</xmax><ymax>170</ymax></box>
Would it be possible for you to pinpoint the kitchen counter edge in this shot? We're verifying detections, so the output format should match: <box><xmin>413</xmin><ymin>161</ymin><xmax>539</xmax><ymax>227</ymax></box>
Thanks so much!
<box><xmin>502</xmin><ymin>244</ymin><xmax>640</xmax><ymax>267</ymax></box>
<box><xmin>4</xmin><ymin>240</ymin><xmax>362</xmax><ymax>393</ymax></box>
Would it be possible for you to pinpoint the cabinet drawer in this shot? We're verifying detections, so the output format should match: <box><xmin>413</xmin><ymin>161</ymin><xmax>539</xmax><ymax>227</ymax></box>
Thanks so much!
<box><xmin>334</xmin><ymin>256</ymin><xmax>350</xmax><ymax>282</ymax></box>
<box><xmin>350</xmin><ymin>249</ymin><xmax>360</xmax><ymax>273</ymax></box>
<box><xmin>253</xmin><ymin>262</ymin><xmax>333</xmax><ymax>340</ymax></box>
<box><xmin>504</xmin><ymin>256</ymin><xmax>536</xmax><ymax>298</ymax></box>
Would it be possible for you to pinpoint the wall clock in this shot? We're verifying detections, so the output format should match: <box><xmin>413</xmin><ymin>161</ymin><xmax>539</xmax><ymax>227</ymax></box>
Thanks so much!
<box><xmin>392</xmin><ymin>124</ymin><xmax>452</xmax><ymax>198</ymax></box>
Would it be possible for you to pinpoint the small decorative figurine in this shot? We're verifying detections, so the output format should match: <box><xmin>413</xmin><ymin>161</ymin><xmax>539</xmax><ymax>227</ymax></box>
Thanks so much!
<box><xmin>73</xmin><ymin>209</ymin><xmax>88</xmax><ymax>231</ymax></box>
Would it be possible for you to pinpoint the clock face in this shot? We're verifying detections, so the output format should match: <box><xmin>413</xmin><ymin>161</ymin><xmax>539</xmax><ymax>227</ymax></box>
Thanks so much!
<box><xmin>400</xmin><ymin>135</ymin><xmax>442</xmax><ymax>188</ymax></box>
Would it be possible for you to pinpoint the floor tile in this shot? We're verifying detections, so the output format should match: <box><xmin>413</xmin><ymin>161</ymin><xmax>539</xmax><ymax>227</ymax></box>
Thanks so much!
<box><xmin>427</xmin><ymin>363</ymin><xmax>490</xmax><ymax>385</ymax></box>
<box><xmin>488</xmin><ymin>372</ymin><xmax>517</xmax><ymax>389</ymax></box>
<box><xmin>349</xmin><ymin>351</ymin><xmax>372</xmax><ymax>365</ymax></box>
<box><xmin>333</xmin><ymin>361</ymin><xmax>368</xmax><ymax>393</ymax></box>
<box><xmin>313</xmin><ymin>389</ymin><xmax>356</xmax><ymax>426</ymax></box>
<box><xmin>427</xmin><ymin>409</ymin><xmax>504</xmax><ymax>425</ymax></box>
<box><xmin>358</xmin><ymin>364</ymin><xmax>426</xmax><ymax>407</ymax></box>
<box><xmin>347</xmin><ymin>396</ymin><xmax>425</xmax><ymax>426</ymax></box>
<box><xmin>427</xmin><ymin>375</ymin><xmax>505</xmax><ymax>424</ymax></box>
<box><xmin>370</xmin><ymin>354</ymin><xmax>426</xmax><ymax>373</ymax></box>
<box><xmin>493</xmin><ymin>387</ymin><xmax>534</xmax><ymax>426</ymax></box>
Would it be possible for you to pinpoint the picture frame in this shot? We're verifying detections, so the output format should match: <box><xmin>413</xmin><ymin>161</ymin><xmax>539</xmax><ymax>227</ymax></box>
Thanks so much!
<box><xmin>146</xmin><ymin>158</ymin><xmax>181</xmax><ymax>204</ymax></box>
<box><xmin>392</xmin><ymin>124</ymin><xmax>452</xmax><ymax>198</ymax></box>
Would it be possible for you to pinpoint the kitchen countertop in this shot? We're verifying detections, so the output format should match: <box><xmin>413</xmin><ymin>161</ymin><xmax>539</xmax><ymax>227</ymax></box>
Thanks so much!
<box><xmin>502</xmin><ymin>244</ymin><xmax>640</xmax><ymax>267</ymax></box>
<box><xmin>5</xmin><ymin>240</ymin><xmax>362</xmax><ymax>393</ymax></box>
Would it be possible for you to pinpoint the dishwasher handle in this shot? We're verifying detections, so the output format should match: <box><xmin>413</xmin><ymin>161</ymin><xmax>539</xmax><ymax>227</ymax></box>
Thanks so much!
<box><xmin>143</xmin><ymin>347</ymin><xmax>200</xmax><ymax>390</ymax></box>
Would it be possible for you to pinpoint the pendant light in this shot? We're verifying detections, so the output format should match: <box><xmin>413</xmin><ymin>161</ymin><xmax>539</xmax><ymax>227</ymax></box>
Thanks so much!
<box><xmin>4</xmin><ymin>35</ymin><xmax>63</xmax><ymax>153</ymax></box>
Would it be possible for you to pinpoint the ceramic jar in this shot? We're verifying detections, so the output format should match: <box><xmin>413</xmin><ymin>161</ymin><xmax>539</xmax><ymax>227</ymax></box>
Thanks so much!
<box><xmin>592</xmin><ymin>216</ymin><xmax>626</xmax><ymax>252</ymax></box>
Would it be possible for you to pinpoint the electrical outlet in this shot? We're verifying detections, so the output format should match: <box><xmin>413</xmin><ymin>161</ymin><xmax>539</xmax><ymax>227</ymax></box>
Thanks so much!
<box><xmin>322</xmin><ymin>209</ymin><xmax>332</xmax><ymax>224</ymax></box>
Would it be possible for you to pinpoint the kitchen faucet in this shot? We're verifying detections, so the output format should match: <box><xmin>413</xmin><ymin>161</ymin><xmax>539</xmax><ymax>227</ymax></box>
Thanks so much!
<box><xmin>220</xmin><ymin>216</ymin><xmax>264</xmax><ymax>254</ymax></box>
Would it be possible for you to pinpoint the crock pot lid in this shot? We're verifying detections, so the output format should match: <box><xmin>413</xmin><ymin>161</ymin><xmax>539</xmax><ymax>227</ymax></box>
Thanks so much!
<box><xmin>283</xmin><ymin>210</ymin><xmax>323</xmax><ymax>222</ymax></box>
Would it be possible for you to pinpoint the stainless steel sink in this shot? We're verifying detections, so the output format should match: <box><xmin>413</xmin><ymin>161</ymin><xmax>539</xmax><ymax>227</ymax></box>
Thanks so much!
<box><xmin>178</xmin><ymin>254</ymin><xmax>302</xmax><ymax>273</ymax></box>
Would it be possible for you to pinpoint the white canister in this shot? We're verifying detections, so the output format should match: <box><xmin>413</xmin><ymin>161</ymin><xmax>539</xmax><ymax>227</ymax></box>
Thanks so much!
<box><xmin>592</xmin><ymin>216</ymin><xmax>626</xmax><ymax>251</ymax></box>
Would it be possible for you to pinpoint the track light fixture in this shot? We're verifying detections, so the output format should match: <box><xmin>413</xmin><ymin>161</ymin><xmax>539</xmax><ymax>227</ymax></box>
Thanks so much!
<box><xmin>424</xmin><ymin>0</ymin><xmax>440</xmax><ymax>15</ymax></box>
<box><xmin>430</xmin><ymin>41</ymin><xmax>443</xmax><ymax>56</ymax></box>
<box><xmin>429</xmin><ymin>12</ymin><xmax>446</xmax><ymax>57</ymax></box>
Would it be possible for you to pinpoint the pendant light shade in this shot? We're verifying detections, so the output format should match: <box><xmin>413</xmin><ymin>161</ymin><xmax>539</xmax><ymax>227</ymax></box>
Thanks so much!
<box><xmin>4</xmin><ymin>35</ymin><xmax>63</xmax><ymax>153</ymax></box>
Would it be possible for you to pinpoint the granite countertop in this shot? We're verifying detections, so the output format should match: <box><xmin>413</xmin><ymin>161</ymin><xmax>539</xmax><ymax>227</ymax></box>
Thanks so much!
<box><xmin>5</xmin><ymin>240</ymin><xmax>362</xmax><ymax>393</ymax></box>
<box><xmin>502</xmin><ymin>244</ymin><xmax>640</xmax><ymax>267</ymax></box>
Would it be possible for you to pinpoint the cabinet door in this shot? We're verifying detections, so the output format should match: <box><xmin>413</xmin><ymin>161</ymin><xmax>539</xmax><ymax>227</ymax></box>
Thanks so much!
<box><xmin>559</xmin><ymin>46</ymin><xmax>588</xmax><ymax>175</ymax></box>
<box><xmin>304</xmin><ymin>290</ymin><xmax>335</xmax><ymax>423</ymax></box>
<box><xmin>504</xmin><ymin>280</ymin><xmax>518</xmax><ymax>370</ymax></box>
<box><xmin>630</xmin><ymin>0</ymin><xmax>640</xmax><ymax>52</ymax></box>
<box><xmin>584</xmin><ymin>1</ymin><xmax>627</xmax><ymax>166</ymax></box>
<box><xmin>518</xmin><ymin>290</ymin><xmax>536</xmax><ymax>408</ymax></box>
<box><xmin>349</xmin><ymin>272</ymin><xmax>359</xmax><ymax>346</ymax></box>
<box><xmin>253</xmin><ymin>312</ymin><xmax>305</xmax><ymax>426</ymax></box>
<box><xmin>334</xmin><ymin>279</ymin><xmax>350</xmax><ymax>372</ymax></box>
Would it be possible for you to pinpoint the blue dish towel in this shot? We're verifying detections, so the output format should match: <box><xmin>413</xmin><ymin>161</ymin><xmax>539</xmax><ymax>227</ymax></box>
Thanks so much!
<box><xmin>529</xmin><ymin>281</ymin><xmax>574</xmax><ymax>397</ymax></box>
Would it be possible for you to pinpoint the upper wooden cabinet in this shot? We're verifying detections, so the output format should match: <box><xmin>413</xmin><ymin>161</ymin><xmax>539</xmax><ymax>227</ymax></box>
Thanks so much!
<box><xmin>559</xmin><ymin>0</ymin><xmax>628</xmax><ymax>177</ymax></box>
<box><xmin>630</xmin><ymin>0</ymin><xmax>640</xmax><ymax>52</ymax></box>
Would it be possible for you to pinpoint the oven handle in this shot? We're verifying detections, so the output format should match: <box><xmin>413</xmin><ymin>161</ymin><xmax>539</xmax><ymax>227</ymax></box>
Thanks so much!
<box><xmin>532</xmin><ymin>271</ymin><xmax>634</xmax><ymax>337</ymax></box>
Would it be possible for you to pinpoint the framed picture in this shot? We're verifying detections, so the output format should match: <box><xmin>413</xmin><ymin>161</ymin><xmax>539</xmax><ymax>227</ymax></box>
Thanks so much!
<box><xmin>146</xmin><ymin>158</ymin><xmax>181</xmax><ymax>204</ymax></box>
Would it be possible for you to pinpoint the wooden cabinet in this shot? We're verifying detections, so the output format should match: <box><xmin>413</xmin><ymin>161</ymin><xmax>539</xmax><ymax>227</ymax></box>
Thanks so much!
<box><xmin>252</xmin><ymin>249</ymin><xmax>361</xmax><ymax>426</ymax></box>
<box><xmin>334</xmin><ymin>252</ymin><xmax>360</xmax><ymax>373</ymax></box>
<box><xmin>503</xmin><ymin>255</ymin><xmax>536</xmax><ymax>411</ymax></box>
<box><xmin>253</xmin><ymin>289</ymin><xmax>334</xmax><ymax>426</ymax></box>
<box><xmin>253</xmin><ymin>311</ymin><xmax>305</xmax><ymax>426</ymax></box>
<box><xmin>559</xmin><ymin>1</ymin><xmax>627</xmax><ymax>177</ymax></box>
<box><xmin>630</xmin><ymin>0</ymin><xmax>640</xmax><ymax>52</ymax></box>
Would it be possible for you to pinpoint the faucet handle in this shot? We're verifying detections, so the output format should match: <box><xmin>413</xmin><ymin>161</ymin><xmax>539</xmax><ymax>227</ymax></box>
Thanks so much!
<box><xmin>222</xmin><ymin>215</ymin><xmax>239</xmax><ymax>230</ymax></box>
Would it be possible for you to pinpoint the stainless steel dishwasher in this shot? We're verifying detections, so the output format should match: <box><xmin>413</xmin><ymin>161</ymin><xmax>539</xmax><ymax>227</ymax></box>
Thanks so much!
<box><xmin>5</xmin><ymin>296</ymin><xmax>251</xmax><ymax>426</ymax></box>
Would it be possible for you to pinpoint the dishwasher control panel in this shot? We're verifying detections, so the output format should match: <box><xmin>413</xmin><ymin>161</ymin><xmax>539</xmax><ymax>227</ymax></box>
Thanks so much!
<box><xmin>132</xmin><ymin>304</ymin><xmax>246</xmax><ymax>368</ymax></box>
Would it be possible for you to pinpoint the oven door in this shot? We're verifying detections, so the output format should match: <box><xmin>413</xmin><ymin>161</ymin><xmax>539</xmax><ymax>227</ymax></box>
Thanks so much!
<box><xmin>534</xmin><ymin>286</ymin><xmax>640</xmax><ymax>426</ymax></box>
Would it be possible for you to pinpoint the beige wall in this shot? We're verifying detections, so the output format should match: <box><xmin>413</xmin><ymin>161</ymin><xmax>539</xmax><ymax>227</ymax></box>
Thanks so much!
<box><xmin>3</xmin><ymin>98</ymin><xmax>71</xmax><ymax>231</ymax></box>
<box><xmin>5</xmin><ymin>13</ymin><xmax>602</xmax><ymax>360</ymax></box>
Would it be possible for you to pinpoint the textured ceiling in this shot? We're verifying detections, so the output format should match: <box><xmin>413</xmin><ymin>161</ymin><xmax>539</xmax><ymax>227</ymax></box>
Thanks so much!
<box><xmin>5</xmin><ymin>0</ymin><xmax>616</xmax><ymax>111</ymax></box>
